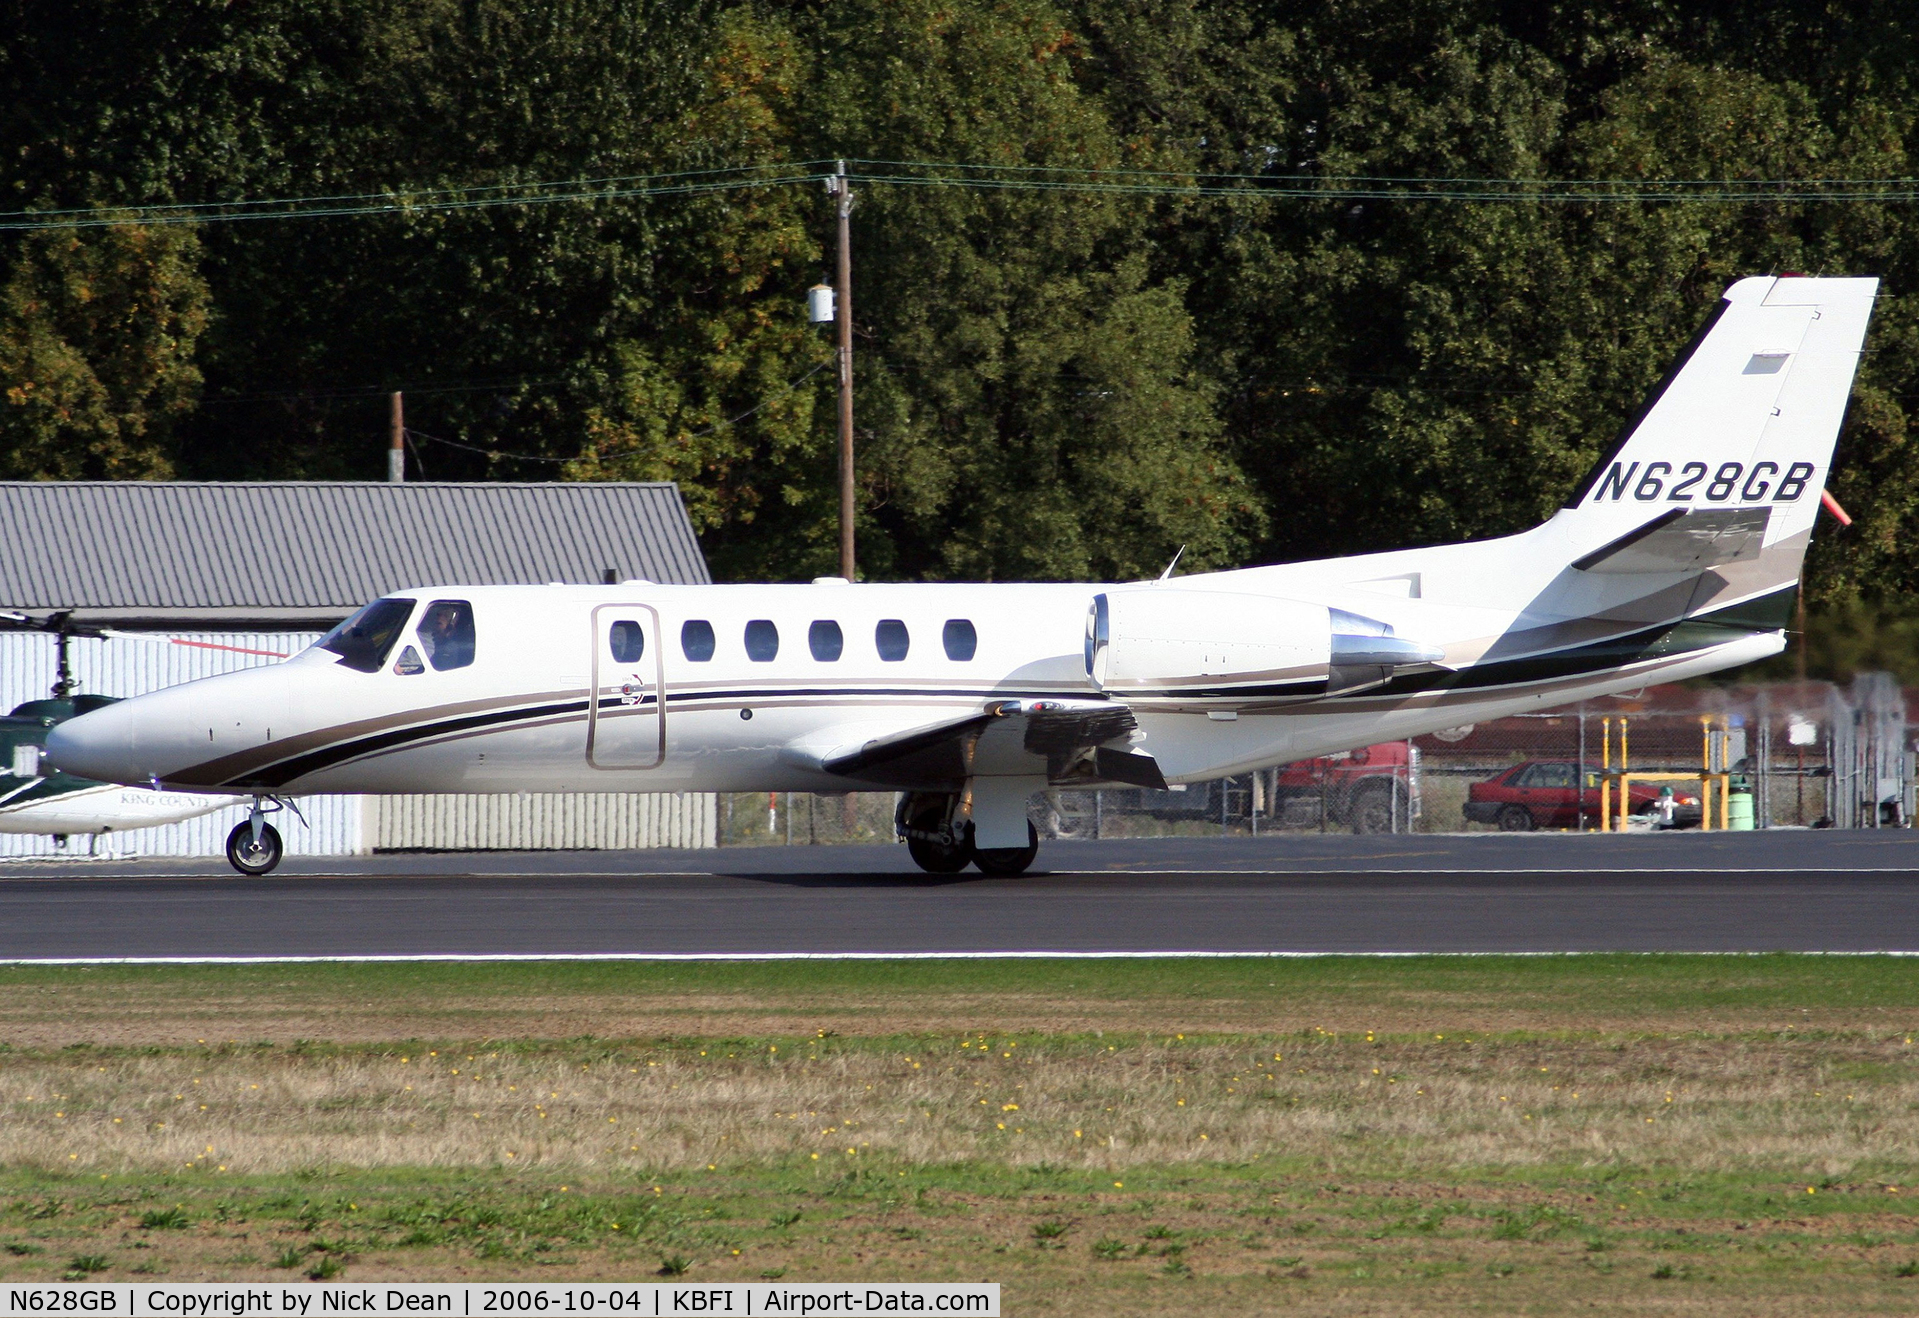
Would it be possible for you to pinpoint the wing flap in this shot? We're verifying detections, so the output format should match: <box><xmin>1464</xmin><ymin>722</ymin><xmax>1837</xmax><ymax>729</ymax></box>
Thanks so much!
<box><xmin>816</xmin><ymin>699</ymin><xmax>1163</xmax><ymax>790</ymax></box>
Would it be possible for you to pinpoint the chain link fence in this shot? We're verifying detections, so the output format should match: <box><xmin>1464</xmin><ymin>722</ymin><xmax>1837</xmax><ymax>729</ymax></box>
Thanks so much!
<box><xmin>717</xmin><ymin>676</ymin><xmax>1917</xmax><ymax>845</ymax></box>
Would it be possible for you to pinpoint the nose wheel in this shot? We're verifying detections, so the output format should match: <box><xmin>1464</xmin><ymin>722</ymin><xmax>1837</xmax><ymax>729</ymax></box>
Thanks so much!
<box><xmin>225</xmin><ymin>796</ymin><xmax>296</xmax><ymax>875</ymax></box>
<box><xmin>226</xmin><ymin>821</ymin><xmax>283</xmax><ymax>875</ymax></box>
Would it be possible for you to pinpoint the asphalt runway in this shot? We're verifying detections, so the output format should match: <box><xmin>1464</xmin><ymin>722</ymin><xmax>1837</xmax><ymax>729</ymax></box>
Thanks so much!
<box><xmin>0</xmin><ymin>829</ymin><xmax>1916</xmax><ymax>959</ymax></box>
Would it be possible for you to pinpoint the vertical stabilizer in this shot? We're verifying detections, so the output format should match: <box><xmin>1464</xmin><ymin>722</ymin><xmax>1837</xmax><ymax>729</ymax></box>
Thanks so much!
<box><xmin>1554</xmin><ymin>275</ymin><xmax>1877</xmax><ymax>584</ymax></box>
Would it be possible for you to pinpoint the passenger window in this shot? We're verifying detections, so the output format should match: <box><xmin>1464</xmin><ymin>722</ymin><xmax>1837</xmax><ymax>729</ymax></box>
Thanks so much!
<box><xmin>416</xmin><ymin>600</ymin><xmax>476</xmax><ymax>671</ymax></box>
<box><xmin>942</xmin><ymin>619</ymin><xmax>977</xmax><ymax>661</ymax></box>
<box><xmin>608</xmin><ymin>619</ymin><xmax>646</xmax><ymax>664</ymax></box>
<box><xmin>809</xmin><ymin>620</ymin><xmax>844</xmax><ymax>662</ymax></box>
<box><xmin>681</xmin><ymin>619</ymin><xmax>716</xmax><ymax>662</ymax></box>
<box><xmin>320</xmin><ymin>597</ymin><xmax>416</xmax><ymax>673</ymax></box>
<box><xmin>876</xmin><ymin>619</ymin><xmax>909</xmax><ymax>662</ymax></box>
<box><xmin>744</xmin><ymin>619</ymin><xmax>779</xmax><ymax>662</ymax></box>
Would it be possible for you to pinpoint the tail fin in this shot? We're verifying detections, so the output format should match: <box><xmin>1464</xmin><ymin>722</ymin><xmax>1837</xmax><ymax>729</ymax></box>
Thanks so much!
<box><xmin>1555</xmin><ymin>275</ymin><xmax>1877</xmax><ymax>582</ymax></box>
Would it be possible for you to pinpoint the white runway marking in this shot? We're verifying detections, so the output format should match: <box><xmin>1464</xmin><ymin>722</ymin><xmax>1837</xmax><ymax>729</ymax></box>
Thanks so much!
<box><xmin>1053</xmin><ymin>867</ymin><xmax>1919</xmax><ymax>876</ymax></box>
<box><xmin>2</xmin><ymin>950</ymin><xmax>1915</xmax><ymax>965</ymax></box>
<box><xmin>0</xmin><ymin>866</ymin><xmax>1913</xmax><ymax>884</ymax></box>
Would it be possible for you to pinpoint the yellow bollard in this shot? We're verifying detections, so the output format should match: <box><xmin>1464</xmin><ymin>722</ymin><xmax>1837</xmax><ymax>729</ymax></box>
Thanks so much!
<box><xmin>1600</xmin><ymin>717</ymin><xmax>1611</xmax><ymax>832</ymax></box>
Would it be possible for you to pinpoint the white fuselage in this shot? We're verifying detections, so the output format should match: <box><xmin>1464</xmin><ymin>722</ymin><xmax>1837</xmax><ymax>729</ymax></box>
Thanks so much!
<box><xmin>35</xmin><ymin>274</ymin><xmax>1877</xmax><ymax>857</ymax></box>
<box><xmin>42</xmin><ymin>552</ymin><xmax>1781</xmax><ymax>798</ymax></box>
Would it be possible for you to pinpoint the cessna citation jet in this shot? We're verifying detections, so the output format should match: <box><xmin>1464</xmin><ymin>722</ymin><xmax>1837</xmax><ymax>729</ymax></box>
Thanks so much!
<box><xmin>47</xmin><ymin>275</ymin><xmax>1877</xmax><ymax>875</ymax></box>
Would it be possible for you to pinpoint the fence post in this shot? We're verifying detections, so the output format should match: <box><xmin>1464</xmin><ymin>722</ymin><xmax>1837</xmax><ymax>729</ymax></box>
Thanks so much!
<box><xmin>1577</xmin><ymin>707</ymin><xmax>1587</xmax><ymax>832</ymax></box>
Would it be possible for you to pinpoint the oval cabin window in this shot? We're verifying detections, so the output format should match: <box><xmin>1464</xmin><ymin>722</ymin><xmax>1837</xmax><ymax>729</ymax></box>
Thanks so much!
<box><xmin>876</xmin><ymin>619</ymin><xmax>910</xmax><ymax>662</ymax></box>
<box><xmin>744</xmin><ymin>619</ymin><xmax>780</xmax><ymax>662</ymax></box>
<box><xmin>942</xmin><ymin>619</ymin><xmax>977</xmax><ymax>661</ymax></box>
<box><xmin>681</xmin><ymin>620</ymin><xmax>716</xmax><ymax>662</ymax></box>
<box><xmin>608</xmin><ymin>619</ymin><xmax>645</xmax><ymax>664</ymax></box>
<box><xmin>809</xmin><ymin>620</ymin><xmax>844</xmax><ymax>662</ymax></box>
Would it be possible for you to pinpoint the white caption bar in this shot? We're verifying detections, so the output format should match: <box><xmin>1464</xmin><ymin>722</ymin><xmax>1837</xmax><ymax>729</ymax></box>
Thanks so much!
<box><xmin>0</xmin><ymin>1285</ymin><xmax>998</xmax><ymax>1318</ymax></box>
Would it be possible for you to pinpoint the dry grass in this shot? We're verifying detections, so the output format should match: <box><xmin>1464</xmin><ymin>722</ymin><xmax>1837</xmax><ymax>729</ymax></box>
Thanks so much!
<box><xmin>4</xmin><ymin>1030</ymin><xmax>1917</xmax><ymax>1180</ymax></box>
<box><xmin>0</xmin><ymin>955</ymin><xmax>1911</xmax><ymax>1047</ymax></box>
<box><xmin>0</xmin><ymin>958</ymin><xmax>1916</xmax><ymax>1310</ymax></box>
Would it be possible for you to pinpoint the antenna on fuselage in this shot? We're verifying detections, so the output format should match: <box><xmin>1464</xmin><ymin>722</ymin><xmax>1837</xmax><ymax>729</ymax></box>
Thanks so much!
<box><xmin>1157</xmin><ymin>546</ymin><xmax>1186</xmax><ymax>581</ymax></box>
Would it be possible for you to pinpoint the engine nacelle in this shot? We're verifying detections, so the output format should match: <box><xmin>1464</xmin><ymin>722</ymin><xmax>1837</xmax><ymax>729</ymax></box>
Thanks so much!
<box><xmin>1085</xmin><ymin>588</ymin><xmax>1443</xmax><ymax>699</ymax></box>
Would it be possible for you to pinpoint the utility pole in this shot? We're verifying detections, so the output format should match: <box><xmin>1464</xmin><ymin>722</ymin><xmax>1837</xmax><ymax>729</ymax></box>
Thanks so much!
<box><xmin>828</xmin><ymin>161</ymin><xmax>855</xmax><ymax>580</ymax></box>
<box><xmin>388</xmin><ymin>391</ymin><xmax>406</xmax><ymax>483</ymax></box>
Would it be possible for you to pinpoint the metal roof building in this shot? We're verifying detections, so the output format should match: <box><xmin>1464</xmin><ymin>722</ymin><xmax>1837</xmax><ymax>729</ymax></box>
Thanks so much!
<box><xmin>0</xmin><ymin>482</ymin><xmax>710</xmax><ymax>628</ymax></box>
<box><xmin>0</xmin><ymin>482</ymin><xmax>716</xmax><ymax>858</ymax></box>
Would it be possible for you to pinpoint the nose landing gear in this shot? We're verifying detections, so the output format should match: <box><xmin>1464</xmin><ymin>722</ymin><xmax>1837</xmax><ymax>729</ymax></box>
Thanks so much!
<box><xmin>225</xmin><ymin>796</ymin><xmax>298</xmax><ymax>875</ymax></box>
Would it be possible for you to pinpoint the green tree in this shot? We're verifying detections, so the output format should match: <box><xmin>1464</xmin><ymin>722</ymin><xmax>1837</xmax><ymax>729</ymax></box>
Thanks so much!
<box><xmin>0</xmin><ymin>219</ymin><xmax>208</xmax><ymax>478</ymax></box>
<box><xmin>792</xmin><ymin>0</ymin><xmax>1261</xmax><ymax>581</ymax></box>
<box><xmin>566</xmin><ymin>11</ymin><xmax>829</xmax><ymax>554</ymax></box>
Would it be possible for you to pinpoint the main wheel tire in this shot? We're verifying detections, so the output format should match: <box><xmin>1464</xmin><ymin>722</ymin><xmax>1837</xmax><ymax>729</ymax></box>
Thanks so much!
<box><xmin>1348</xmin><ymin>781</ymin><xmax>1409</xmax><ymax>834</ymax></box>
<box><xmin>907</xmin><ymin>830</ymin><xmax>974</xmax><ymax>874</ymax></box>
<box><xmin>973</xmin><ymin>821</ymin><xmax>1040</xmax><ymax>877</ymax></box>
<box><xmin>1496</xmin><ymin>804</ymin><xmax>1536</xmax><ymax>832</ymax></box>
<box><xmin>226</xmin><ymin>822</ymin><xmax>283</xmax><ymax>875</ymax></box>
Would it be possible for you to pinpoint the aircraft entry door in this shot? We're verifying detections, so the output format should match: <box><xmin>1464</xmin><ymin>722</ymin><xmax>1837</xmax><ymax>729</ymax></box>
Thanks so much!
<box><xmin>586</xmin><ymin>604</ymin><xmax>666</xmax><ymax>769</ymax></box>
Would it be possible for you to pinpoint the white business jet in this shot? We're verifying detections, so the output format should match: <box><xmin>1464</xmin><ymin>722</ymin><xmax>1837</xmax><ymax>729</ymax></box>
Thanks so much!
<box><xmin>46</xmin><ymin>276</ymin><xmax>1877</xmax><ymax>875</ymax></box>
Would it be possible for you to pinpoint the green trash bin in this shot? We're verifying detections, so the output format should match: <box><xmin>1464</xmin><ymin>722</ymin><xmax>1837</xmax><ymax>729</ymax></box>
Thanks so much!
<box><xmin>1727</xmin><ymin>789</ymin><xmax>1755</xmax><ymax>830</ymax></box>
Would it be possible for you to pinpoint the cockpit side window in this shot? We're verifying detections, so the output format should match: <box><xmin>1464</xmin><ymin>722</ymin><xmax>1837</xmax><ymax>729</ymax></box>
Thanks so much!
<box><xmin>417</xmin><ymin>600</ymin><xmax>476</xmax><ymax>671</ymax></box>
<box><xmin>319</xmin><ymin>598</ymin><xmax>416</xmax><ymax>673</ymax></box>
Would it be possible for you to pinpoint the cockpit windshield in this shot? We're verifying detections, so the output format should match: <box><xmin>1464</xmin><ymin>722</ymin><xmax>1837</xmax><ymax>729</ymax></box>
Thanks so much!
<box><xmin>318</xmin><ymin>598</ymin><xmax>417</xmax><ymax>673</ymax></box>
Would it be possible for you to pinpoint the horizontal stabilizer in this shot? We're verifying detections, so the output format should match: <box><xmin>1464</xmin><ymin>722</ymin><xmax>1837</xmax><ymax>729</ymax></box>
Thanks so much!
<box><xmin>1571</xmin><ymin>506</ymin><xmax>1771</xmax><ymax>575</ymax></box>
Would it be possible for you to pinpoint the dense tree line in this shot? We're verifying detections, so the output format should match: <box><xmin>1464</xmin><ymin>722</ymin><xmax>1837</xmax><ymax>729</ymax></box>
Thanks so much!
<box><xmin>5</xmin><ymin>0</ymin><xmax>1919</xmax><ymax>641</ymax></box>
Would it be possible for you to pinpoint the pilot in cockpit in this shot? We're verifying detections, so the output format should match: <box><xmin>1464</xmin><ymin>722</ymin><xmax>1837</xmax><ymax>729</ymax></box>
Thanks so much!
<box><xmin>417</xmin><ymin>600</ymin><xmax>476</xmax><ymax>671</ymax></box>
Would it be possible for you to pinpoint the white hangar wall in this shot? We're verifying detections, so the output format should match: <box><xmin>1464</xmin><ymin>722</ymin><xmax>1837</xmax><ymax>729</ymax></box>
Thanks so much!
<box><xmin>0</xmin><ymin>632</ymin><xmax>715</xmax><ymax>858</ymax></box>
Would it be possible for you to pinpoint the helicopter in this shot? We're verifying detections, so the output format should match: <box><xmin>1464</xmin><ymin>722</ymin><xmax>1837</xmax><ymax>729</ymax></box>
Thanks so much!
<box><xmin>0</xmin><ymin>611</ymin><xmax>241</xmax><ymax>852</ymax></box>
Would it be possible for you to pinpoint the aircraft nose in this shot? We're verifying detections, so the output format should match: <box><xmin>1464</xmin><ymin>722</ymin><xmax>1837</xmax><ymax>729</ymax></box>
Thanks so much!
<box><xmin>44</xmin><ymin>700</ymin><xmax>145</xmax><ymax>785</ymax></box>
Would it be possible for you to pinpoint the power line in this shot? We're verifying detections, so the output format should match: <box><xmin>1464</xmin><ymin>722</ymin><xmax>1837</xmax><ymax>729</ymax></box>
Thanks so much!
<box><xmin>197</xmin><ymin>375</ymin><xmax>565</xmax><ymax>407</ymax></box>
<box><xmin>0</xmin><ymin>163</ymin><xmax>831</xmax><ymax>232</ymax></box>
<box><xmin>8</xmin><ymin>160</ymin><xmax>1919</xmax><ymax>232</ymax></box>
<box><xmin>0</xmin><ymin>161</ymin><xmax>834</xmax><ymax>224</ymax></box>
<box><xmin>404</xmin><ymin>427</ymin><xmax>572</xmax><ymax>464</ymax></box>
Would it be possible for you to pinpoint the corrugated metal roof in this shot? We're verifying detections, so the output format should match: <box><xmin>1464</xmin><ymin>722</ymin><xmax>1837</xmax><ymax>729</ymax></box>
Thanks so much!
<box><xmin>0</xmin><ymin>482</ymin><xmax>710</xmax><ymax>615</ymax></box>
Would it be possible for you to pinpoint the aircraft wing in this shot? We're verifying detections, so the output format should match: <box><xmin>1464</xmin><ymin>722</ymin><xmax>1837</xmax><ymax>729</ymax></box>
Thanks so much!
<box><xmin>1572</xmin><ymin>506</ymin><xmax>1771</xmax><ymax>574</ymax></box>
<box><xmin>807</xmin><ymin>699</ymin><xmax>1167</xmax><ymax>791</ymax></box>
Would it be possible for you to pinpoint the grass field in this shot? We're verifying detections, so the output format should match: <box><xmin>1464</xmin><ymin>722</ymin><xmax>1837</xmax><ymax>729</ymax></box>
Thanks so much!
<box><xmin>0</xmin><ymin>956</ymin><xmax>1916</xmax><ymax>1312</ymax></box>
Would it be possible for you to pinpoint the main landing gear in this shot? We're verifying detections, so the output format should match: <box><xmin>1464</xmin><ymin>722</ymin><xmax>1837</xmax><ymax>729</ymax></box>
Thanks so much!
<box><xmin>897</xmin><ymin>791</ymin><xmax>1041</xmax><ymax>877</ymax></box>
<box><xmin>225</xmin><ymin>796</ymin><xmax>298</xmax><ymax>875</ymax></box>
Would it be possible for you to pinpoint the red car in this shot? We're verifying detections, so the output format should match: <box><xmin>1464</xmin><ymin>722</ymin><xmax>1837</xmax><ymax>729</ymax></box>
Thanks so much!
<box><xmin>1464</xmin><ymin>760</ymin><xmax>1700</xmax><ymax>831</ymax></box>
